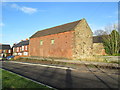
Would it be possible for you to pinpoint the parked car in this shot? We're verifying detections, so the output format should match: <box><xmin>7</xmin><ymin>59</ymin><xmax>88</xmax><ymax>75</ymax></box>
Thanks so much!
<box><xmin>0</xmin><ymin>56</ymin><xmax>2</xmax><ymax>60</ymax></box>
<box><xmin>6</xmin><ymin>56</ymin><xmax>15</xmax><ymax>60</ymax></box>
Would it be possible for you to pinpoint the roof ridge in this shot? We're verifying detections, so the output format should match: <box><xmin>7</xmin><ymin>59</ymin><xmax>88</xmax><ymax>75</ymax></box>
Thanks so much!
<box><xmin>38</xmin><ymin>19</ymin><xmax>81</xmax><ymax>32</ymax></box>
<box><xmin>0</xmin><ymin>44</ymin><xmax>10</xmax><ymax>46</ymax></box>
<box><xmin>30</xmin><ymin>19</ymin><xmax>82</xmax><ymax>38</ymax></box>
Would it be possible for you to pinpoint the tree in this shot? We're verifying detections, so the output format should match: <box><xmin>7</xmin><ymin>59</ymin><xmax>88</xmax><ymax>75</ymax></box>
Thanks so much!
<box><xmin>94</xmin><ymin>30</ymin><xmax>107</xmax><ymax>36</ymax></box>
<box><xmin>102</xmin><ymin>30</ymin><xmax>120</xmax><ymax>55</ymax></box>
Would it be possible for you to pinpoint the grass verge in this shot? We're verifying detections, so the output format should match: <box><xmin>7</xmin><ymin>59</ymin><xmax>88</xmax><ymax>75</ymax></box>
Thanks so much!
<box><xmin>1</xmin><ymin>68</ymin><xmax>53</xmax><ymax>89</ymax></box>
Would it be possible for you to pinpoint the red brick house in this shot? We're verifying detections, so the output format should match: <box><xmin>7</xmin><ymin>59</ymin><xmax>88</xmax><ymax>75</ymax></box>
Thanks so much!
<box><xmin>12</xmin><ymin>39</ymin><xmax>29</xmax><ymax>56</ymax></box>
<box><xmin>29</xmin><ymin>18</ymin><xmax>93</xmax><ymax>59</ymax></box>
<box><xmin>0</xmin><ymin>44</ymin><xmax>12</xmax><ymax>57</ymax></box>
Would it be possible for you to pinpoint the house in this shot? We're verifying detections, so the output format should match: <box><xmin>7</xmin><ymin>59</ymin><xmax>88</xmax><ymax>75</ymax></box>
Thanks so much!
<box><xmin>12</xmin><ymin>39</ymin><xmax>29</xmax><ymax>56</ymax></box>
<box><xmin>0</xmin><ymin>44</ymin><xmax>12</xmax><ymax>57</ymax></box>
<box><xmin>93</xmin><ymin>35</ymin><xmax>106</xmax><ymax>55</ymax></box>
<box><xmin>29</xmin><ymin>18</ymin><xmax>93</xmax><ymax>59</ymax></box>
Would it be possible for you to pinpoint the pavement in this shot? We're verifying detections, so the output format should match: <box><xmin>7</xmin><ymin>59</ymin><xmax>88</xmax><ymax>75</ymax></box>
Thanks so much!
<box><xmin>2</xmin><ymin>61</ymin><xmax>119</xmax><ymax>89</ymax></box>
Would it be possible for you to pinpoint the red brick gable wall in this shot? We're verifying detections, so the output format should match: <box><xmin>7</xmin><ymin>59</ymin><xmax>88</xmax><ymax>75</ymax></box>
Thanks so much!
<box><xmin>29</xmin><ymin>31</ymin><xmax>74</xmax><ymax>59</ymax></box>
<box><xmin>0</xmin><ymin>49</ymin><xmax>2</xmax><ymax>53</ymax></box>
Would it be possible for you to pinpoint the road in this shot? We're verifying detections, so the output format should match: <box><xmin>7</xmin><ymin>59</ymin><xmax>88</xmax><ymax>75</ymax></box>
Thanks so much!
<box><xmin>2</xmin><ymin>61</ymin><xmax>119</xmax><ymax>89</ymax></box>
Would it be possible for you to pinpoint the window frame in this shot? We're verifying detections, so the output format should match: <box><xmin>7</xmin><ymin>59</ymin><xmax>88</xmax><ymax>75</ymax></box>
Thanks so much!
<box><xmin>22</xmin><ymin>46</ymin><xmax>24</xmax><ymax>51</ymax></box>
<box><xmin>40</xmin><ymin>40</ymin><xmax>43</xmax><ymax>45</ymax></box>
<box><xmin>8</xmin><ymin>50</ymin><xmax>11</xmax><ymax>53</ymax></box>
<box><xmin>51</xmin><ymin>39</ymin><xmax>55</xmax><ymax>45</ymax></box>
<box><xmin>25</xmin><ymin>46</ymin><xmax>27</xmax><ymax>50</ymax></box>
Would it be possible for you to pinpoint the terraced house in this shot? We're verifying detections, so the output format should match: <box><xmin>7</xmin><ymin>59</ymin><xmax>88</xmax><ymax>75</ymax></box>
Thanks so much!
<box><xmin>0</xmin><ymin>44</ymin><xmax>12</xmax><ymax>57</ymax></box>
<box><xmin>30</xmin><ymin>18</ymin><xmax>93</xmax><ymax>59</ymax></box>
<box><xmin>13</xmin><ymin>39</ymin><xmax>29</xmax><ymax>56</ymax></box>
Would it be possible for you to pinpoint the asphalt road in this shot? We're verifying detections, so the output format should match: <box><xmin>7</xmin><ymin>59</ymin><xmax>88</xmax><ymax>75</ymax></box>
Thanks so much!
<box><xmin>2</xmin><ymin>61</ymin><xmax>119</xmax><ymax>89</ymax></box>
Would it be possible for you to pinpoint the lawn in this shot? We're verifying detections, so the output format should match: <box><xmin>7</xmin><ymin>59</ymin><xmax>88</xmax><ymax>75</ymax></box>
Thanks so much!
<box><xmin>1</xmin><ymin>69</ymin><xmax>53</xmax><ymax>89</ymax></box>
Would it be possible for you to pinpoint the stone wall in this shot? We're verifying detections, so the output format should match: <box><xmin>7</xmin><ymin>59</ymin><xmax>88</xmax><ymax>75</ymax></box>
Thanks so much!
<box><xmin>93</xmin><ymin>43</ymin><xmax>106</xmax><ymax>55</ymax></box>
<box><xmin>73</xmin><ymin>18</ymin><xmax>93</xmax><ymax>59</ymax></box>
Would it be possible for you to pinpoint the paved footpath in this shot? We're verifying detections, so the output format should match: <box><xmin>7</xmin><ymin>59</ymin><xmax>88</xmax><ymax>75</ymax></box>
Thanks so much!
<box><xmin>2</xmin><ymin>61</ymin><xmax>119</xmax><ymax>89</ymax></box>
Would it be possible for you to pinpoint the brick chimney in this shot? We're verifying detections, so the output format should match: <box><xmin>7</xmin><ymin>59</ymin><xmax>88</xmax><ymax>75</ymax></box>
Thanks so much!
<box><xmin>26</xmin><ymin>38</ymin><xmax>28</xmax><ymax>40</ymax></box>
<box><xmin>13</xmin><ymin>43</ymin><xmax>16</xmax><ymax>46</ymax></box>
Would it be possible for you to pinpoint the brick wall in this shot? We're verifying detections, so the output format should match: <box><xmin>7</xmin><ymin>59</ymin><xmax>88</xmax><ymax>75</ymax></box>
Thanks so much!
<box><xmin>0</xmin><ymin>50</ymin><xmax>2</xmax><ymax>53</ymax></box>
<box><xmin>29</xmin><ymin>31</ymin><xmax>74</xmax><ymax>59</ymax></box>
<box><xmin>0</xmin><ymin>49</ymin><xmax>2</xmax><ymax>57</ymax></box>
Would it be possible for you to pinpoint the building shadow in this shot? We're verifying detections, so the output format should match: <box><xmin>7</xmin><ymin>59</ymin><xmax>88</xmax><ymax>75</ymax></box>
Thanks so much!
<box><xmin>95</xmin><ymin>66</ymin><xmax>118</xmax><ymax>81</ymax></box>
<box><xmin>84</xmin><ymin>64</ymin><xmax>112</xmax><ymax>89</ymax></box>
<box><xmin>65</xmin><ymin>67</ymin><xmax>73</xmax><ymax>89</ymax></box>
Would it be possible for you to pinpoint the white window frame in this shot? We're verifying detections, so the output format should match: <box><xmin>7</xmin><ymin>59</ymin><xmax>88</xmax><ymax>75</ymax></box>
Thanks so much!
<box><xmin>22</xmin><ymin>46</ymin><xmax>24</xmax><ymax>51</ymax></box>
<box><xmin>13</xmin><ymin>48</ymin><xmax>15</xmax><ymax>52</ymax></box>
<box><xmin>51</xmin><ymin>39</ymin><xmax>55</xmax><ymax>45</ymax></box>
<box><xmin>25</xmin><ymin>46</ymin><xmax>27</xmax><ymax>50</ymax></box>
<box><xmin>40</xmin><ymin>40</ymin><xmax>43</xmax><ymax>45</ymax></box>
<box><xmin>23</xmin><ymin>52</ymin><xmax>28</xmax><ymax>55</ymax></box>
<box><xmin>8</xmin><ymin>50</ymin><xmax>11</xmax><ymax>53</ymax></box>
<box><xmin>17</xmin><ymin>47</ymin><xmax>19</xmax><ymax>52</ymax></box>
<box><xmin>18</xmin><ymin>53</ymin><xmax>22</xmax><ymax>56</ymax></box>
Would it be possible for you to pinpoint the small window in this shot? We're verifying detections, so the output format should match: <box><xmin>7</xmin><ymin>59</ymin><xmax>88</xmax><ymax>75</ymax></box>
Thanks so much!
<box><xmin>51</xmin><ymin>39</ymin><xmax>55</xmax><ymax>44</ymax></box>
<box><xmin>25</xmin><ymin>46</ymin><xmax>27</xmax><ymax>50</ymax></box>
<box><xmin>40</xmin><ymin>40</ymin><xmax>43</xmax><ymax>45</ymax></box>
<box><xmin>22</xmin><ymin>46</ymin><xmax>24</xmax><ymax>51</ymax></box>
<box><xmin>17</xmin><ymin>47</ymin><xmax>19</xmax><ymax>52</ymax></box>
<box><xmin>8</xmin><ymin>50</ymin><xmax>11</xmax><ymax>53</ymax></box>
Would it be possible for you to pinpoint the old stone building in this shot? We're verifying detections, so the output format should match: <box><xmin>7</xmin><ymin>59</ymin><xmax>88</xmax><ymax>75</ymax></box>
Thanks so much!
<box><xmin>30</xmin><ymin>18</ymin><xmax>93</xmax><ymax>59</ymax></box>
<box><xmin>93</xmin><ymin>36</ymin><xmax>106</xmax><ymax>55</ymax></box>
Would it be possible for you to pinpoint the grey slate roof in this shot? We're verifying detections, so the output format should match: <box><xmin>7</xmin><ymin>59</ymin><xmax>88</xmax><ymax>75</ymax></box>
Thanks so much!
<box><xmin>13</xmin><ymin>40</ymin><xmax>29</xmax><ymax>48</ymax></box>
<box><xmin>93</xmin><ymin>35</ymin><xmax>103</xmax><ymax>43</ymax></box>
<box><xmin>30</xmin><ymin>19</ymin><xmax>81</xmax><ymax>38</ymax></box>
<box><xmin>0</xmin><ymin>44</ymin><xmax>11</xmax><ymax>50</ymax></box>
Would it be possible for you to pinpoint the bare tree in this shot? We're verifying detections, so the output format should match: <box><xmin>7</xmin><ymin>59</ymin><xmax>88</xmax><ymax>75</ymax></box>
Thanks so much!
<box><xmin>94</xmin><ymin>30</ymin><xmax>107</xmax><ymax>36</ymax></box>
<box><xmin>104</xmin><ymin>23</ymin><xmax>118</xmax><ymax>34</ymax></box>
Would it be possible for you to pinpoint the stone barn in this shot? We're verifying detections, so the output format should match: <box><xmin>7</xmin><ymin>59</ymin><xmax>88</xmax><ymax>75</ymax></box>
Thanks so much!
<box><xmin>93</xmin><ymin>35</ymin><xmax>106</xmax><ymax>55</ymax></box>
<box><xmin>29</xmin><ymin>18</ymin><xmax>93</xmax><ymax>59</ymax></box>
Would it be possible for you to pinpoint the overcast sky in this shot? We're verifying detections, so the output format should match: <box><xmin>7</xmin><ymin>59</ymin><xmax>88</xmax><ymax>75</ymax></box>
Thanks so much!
<box><xmin>1</xmin><ymin>2</ymin><xmax>118</xmax><ymax>46</ymax></box>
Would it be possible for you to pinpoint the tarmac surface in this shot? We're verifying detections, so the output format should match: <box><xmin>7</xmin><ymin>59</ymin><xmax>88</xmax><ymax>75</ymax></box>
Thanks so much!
<box><xmin>2</xmin><ymin>61</ymin><xmax>119</xmax><ymax>89</ymax></box>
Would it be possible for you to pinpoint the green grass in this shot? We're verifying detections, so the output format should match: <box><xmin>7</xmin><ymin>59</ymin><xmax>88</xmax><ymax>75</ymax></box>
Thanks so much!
<box><xmin>1</xmin><ymin>69</ymin><xmax>53</xmax><ymax>89</ymax></box>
